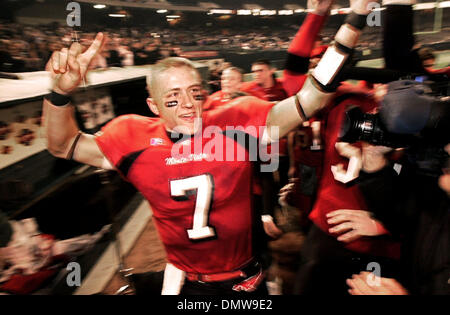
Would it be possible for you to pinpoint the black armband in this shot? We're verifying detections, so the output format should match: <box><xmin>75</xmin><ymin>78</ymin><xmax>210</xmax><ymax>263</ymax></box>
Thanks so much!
<box><xmin>294</xmin><ymin>94</ymin><xmax>308</xmax><ymax>121</ymax></box>
<box><xmin>345</xmin><ymin>12</ymin><xmax>368</xmax><ymax>31</ymax></box>
<box><xmin>335</xmin><ymin>42</ymin><xmax>354</xmax><ymax>56</ymax></box>
<box><xmin>46</xmin><ymin>90</ymin><xmax>71</xmax><ymax>106</ymax></box>
<box><xmin>66</xmin><ymin>131</ymin><xmax>82</xmax><ymax>160</ymax></box>
<box><xmin>285</xmin><ymin>53</ymin><xmax>310</xmax><ymax>74</ymax></box>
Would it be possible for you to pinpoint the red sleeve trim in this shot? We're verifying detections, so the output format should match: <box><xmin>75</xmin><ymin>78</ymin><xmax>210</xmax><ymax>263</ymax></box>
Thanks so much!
<box><xmin>288</xmin><ymin>13</ymin><xmax>327</xmax><ymax>57</ymax></box>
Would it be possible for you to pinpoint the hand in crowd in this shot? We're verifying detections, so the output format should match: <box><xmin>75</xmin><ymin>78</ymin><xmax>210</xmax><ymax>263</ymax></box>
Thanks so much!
<box><xmin>308</xmin><ymin>0</ymin><xmax>335</xmax><ymax>16</ymax></box>
<box><xmin>347</xmin><ymin>272</ymin><xmax>409</xmax><ymax>295</ymax></box>
<box><xmin>350</xmin><ymin>0</ymin><xmax>379</xmax><ymax>15</ymax></box>
<box><xmin>278</xmin><ymin>180</ymin><xmax>298</xmax><ymax>207</ymax></box>
<box><xmin>45</xmin><ymin>32</ymin><xmax>105</xmax><ymax>95</ymax></box>
<box><xmin>262</xmin><ymin>219</ymin><xmax>283</xmax><ymax>239</ymax></box>
<box><xmin>326</xmin><ymin>209</ymin><xmax>386</xmax><ymax>242</ymax></box>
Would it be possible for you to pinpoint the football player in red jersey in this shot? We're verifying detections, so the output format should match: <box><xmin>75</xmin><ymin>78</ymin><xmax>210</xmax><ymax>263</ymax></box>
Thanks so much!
<box><xmin>203</xmin><ymin>66</ymin><xmax>248</xmax><ymax>111</ymax></box>
<box><xmin>240</xmin><ymin>0</ymin><xmax>332</xmax><ymax>103</ymax></box>
<box><xmin>42</xmin><ymin>0</ymin><xmax>370</xmax><ymax>294</ymax></box>
<box><xmin>241</xmin><ymin>59</ymin><xmax>289</xmax><ymax>102</ymax></box>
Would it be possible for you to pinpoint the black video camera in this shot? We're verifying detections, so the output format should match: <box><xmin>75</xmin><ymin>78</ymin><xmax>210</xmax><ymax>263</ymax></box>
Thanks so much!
<box><xmin>339</xmin><ymin>80</ymin><xmax>449</xmax><ymax>177</ymax></box>
<box><xmin>339</xmin><ymin>80</ymin><xmax>449</xmax><ymax>148</ymax></box>
<box><xmin>339</xmin><ymin>106</ymin><xmax>415</xmax><ymax>148</ymax></box>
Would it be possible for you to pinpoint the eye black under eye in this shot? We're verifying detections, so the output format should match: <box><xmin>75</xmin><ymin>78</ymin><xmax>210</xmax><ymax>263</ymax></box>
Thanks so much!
<box><xmin>194</xmin><ymin>95</ymin><xmax>205</xmax><ymax>101</ymax></box>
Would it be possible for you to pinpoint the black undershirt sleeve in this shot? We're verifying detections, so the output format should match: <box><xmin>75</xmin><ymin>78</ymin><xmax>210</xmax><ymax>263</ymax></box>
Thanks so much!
<box><xmin>382</xmin><ymin>4</ymin><xmax>425</xmax><ymax>74</ymax></box>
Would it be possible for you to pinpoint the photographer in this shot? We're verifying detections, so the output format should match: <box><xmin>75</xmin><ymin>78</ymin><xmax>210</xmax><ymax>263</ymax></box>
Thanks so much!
<box><xmin>347</xmin><ymin>143</ymin><xmax>449</xmax><ymax>295</ymax></box>
<box><xmin>338</xmin><ymin>81</ymin><xmax>449</xmax><ymax>295</ymax></box>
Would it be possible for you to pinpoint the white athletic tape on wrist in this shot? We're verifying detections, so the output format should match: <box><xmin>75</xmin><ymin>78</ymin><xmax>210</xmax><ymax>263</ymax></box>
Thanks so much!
<box><xmin>382</xmin><ymin>0</ymin><xmax>415</xmax><ymax>5</ymax></box>
<box><xmin>334</xmin><ymin>24</ymin><xmax>360</xmax><ymax>49</ymax></box>
<box><xmin>312</xmin><ymin>46</ymin><xmax>348</xmax><ymax>86</ymax></box>
<box><xmin>297</xmin><ymin>76</ymin><xmax>334</xmax><ymax>118</ymax></box>
<box><xmin>261</xmin><ymin>215</ymin><xmax>274</xmax><ymax>223</ymax></box>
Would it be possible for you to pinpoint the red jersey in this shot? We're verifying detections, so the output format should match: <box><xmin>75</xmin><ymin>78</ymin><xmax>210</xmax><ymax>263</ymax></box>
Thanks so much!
<box><xmin>203</xmin><ymin>90</ymin><xmax>233</xmax><ymax>111</ymax></box>
<box><xmin>427</xmin><ymin>66</ymin><xmax>450</xmax><ymax>76</ymax></box>
<box><xmin>282</xmin><ymin>12</ymin><xmax>327</xmax><ymax>97</ymax></box>
<box><xmin>95</xmin><ymin>96</ymin><xmax>274</xmax><ymax>274</ymax></box>
<box><xmin>290</xmin><ymin>118</ymin><xmax>325</xmax><ymax>212</ymax></box>
<box><xmin>309</xmin><ymin>88</ymin><xmax>401</xmax><ymax>258</ymax></box>
<box><xmin>240</xmin><ymin>79</ymin><xmax>288</xmax><ymax>102</ymax></box>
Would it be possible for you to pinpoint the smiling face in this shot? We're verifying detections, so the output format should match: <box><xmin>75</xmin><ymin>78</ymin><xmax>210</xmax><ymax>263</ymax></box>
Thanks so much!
<box><xmin>148</xmin><ymin>65</ymin><xmax>205</xmax><ymax>135</ymax></box>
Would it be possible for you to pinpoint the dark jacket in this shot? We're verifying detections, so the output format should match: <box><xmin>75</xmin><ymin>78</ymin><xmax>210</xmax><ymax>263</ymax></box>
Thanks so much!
<box><xmin>357</xmin><ymin>163</ymin><xmax>449</xmax><ymax>295</ymax></box>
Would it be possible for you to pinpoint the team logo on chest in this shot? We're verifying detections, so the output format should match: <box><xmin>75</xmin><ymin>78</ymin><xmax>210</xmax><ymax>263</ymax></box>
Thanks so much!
<box><xmin>150</xmin><ymin>138</ymin><xmax>164</xmax><ymax>146</ymax></box>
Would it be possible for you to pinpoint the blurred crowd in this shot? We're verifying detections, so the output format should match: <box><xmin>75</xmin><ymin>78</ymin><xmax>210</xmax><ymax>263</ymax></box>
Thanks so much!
<box><xmin>1</xmin><ymin>18</ymin><xmax>449</xmax><ymax>73</ymax></box>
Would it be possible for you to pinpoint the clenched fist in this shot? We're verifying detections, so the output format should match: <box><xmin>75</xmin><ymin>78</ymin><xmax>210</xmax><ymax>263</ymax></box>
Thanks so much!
<box><xmin>45</xmin><ymin>32</ymin><xmax>105</xmax><ymax>95</ymax></box>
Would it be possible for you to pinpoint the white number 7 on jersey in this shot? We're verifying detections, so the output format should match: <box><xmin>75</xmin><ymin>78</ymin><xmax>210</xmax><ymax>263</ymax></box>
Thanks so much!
<box><xmin>170</xmin><ymin>174</ymin><xmax>216</xmax><ymax>241</ymax></box>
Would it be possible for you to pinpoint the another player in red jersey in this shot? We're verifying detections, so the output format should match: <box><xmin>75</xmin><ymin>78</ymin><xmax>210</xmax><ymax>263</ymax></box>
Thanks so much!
<box><xmin>240</xmin><ymin>59</ymin><xmax>289</xmax><ymax>102</ymax></box>
<box><xmin>240</xmin><ymin>6</ymin><xmax>330</xmax><ymax>102</ymax></box>
<box><xmin>42</xmin><ymin>0</ymin><xmax>368</xmax><ymax>294</ymax></box>
<box><xmin>203</xmin><ymin>67</ymin><xmax>248</xmax><ymax>111</ymax></box>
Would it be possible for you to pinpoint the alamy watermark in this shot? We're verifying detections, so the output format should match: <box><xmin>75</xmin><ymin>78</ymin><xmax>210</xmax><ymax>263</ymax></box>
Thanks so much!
<box><xmin>66</xmin><ymin>2</ymin><xmax>81</xmax><ymax>27</ymax></box>
<box><xmin>367</xmin><ymin>3</ymin><xmax>382</xmax><ymax>27</ymax></box>
<box><xmin>167</xmin><ymin>119</ymin><xmax>280</xmax><ymax>172</ymax></box>
<box><xmin>66</xmin><ymin>262</ymin><xmax>81</xmax><ymax>287</ymax></box>
<box><xmin>366</xmin><ymin>262</ymin><xmax>381</xmax><ymax>286</ymax></box>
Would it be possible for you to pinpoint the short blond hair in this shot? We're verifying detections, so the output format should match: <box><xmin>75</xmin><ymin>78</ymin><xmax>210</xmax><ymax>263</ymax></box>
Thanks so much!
<box><xmin>148</xmin><ymin>57</ymin><xmax>200</xmax><ymax>100</ymax></box>
<box><xmin>223</xmin><ymin>66</ymin><xmax>243</xmax><ymax>80</ymax></box>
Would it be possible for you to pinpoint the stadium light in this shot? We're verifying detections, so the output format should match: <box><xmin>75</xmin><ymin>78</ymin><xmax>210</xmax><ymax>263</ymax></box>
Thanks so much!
<box><xmin>294</xmin><ymin>9</ymin><xmax>305</xmax><ymax>13</ymax></box>
<box><xmin>338</xmin><ymin>8</ymin><xmax>352</xmax><ymax>14</ymax></box>
<box><xmin>93</xmin><ymin>4</ymin><xmax>106</xmax><ymax>9</ymax></box>
<box><xmin>260</xmin><ymin>10</ymin><xmax>277</xmax><ymax>16</ymax></box>
<box><xmin>166</xmin><ymin>15</ymin><xmax>181</xmax><ymax>19</ymax></box>
<box><xmin>252</xmin><ymin>9</ymin><xmax>261</xmax><ymax>16</ymax></box>
<box><xmin>278</xmin><ymin>10</ymin><xmax>294</xmax><ymax>15</ymax></box>
<box><xmin>209</xmin><ymin>9</ymin><xmax>234</xmax><ymax>14</ymax></box>
<box><xmin>157</xmin><ymin>9</ymin><xmax>168</xmax><ymax>13</ymax></box>
<box><xmin>237</xmin><ymin>10</ymin><xmax>252</xmax><ymax>15</ymax></box>
<box><xmin>109</xmin><ymin>14</ymin><xmax>126</xmax><ymax>17</ymax></box>
<box><xmin>330</xmin><ymin>8</ymin><xmax>339</xmax><ymax>15</ymax></box>
<box><xmin>331</xmin><ymin>7</ymin><xmax>359</xmax><ymax>14</ymax></box>
<box><xmin>414</xmin><ymin>2</ymin><xmax>437</xmax><ymax>10</ymax></box>
<box><xmin>440</xmin><ymin>1</ymin><xmax>450</xmax><ymax>8</ymax></box>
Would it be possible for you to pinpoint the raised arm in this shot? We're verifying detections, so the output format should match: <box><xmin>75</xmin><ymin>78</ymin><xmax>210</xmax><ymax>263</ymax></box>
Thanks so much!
<box><xmin>282</xmin><ymin>0</ymin><xmax>333</xmax><ymax>96</ymax></box>
<box><xmin>42</xmin><ymin>32</ymin><xmax>113</xmax><ymax>169</ymax></box>
<box><xmin>382</xmin><ymin>0</ymin><xmax>424</xmax><ymax>73</ymax></box>
<box><xmin>265</xmin><ymin>0</ymin><xmax>376</xmax><ymax>140</ymax></box>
